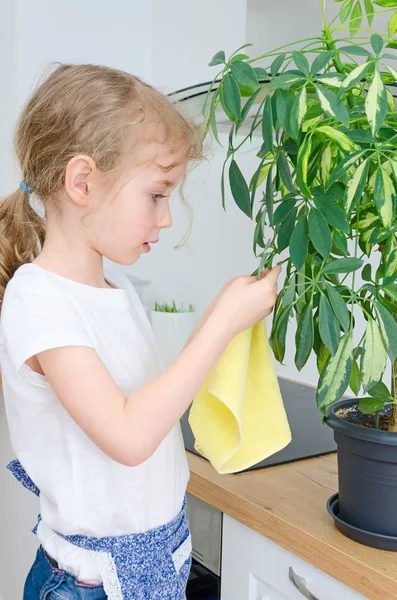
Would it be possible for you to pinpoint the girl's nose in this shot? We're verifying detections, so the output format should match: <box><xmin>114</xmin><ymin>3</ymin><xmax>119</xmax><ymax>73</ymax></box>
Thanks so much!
<box><xmin>159</xmin><ymin>204</ymin><xmax>173</xmax><ymax>229</ymax></box>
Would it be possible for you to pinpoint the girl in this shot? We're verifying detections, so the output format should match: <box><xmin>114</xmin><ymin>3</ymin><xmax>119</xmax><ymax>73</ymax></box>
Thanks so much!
<box><xmin>0</xmin><ymin>63</ymin><xmax>281</xmax><ymax>600</ymax></box>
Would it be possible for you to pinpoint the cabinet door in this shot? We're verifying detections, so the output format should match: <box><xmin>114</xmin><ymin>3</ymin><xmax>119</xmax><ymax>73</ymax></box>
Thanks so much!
<box><xmin>221</xmin><ymin>514</ymin><xmax>369</xmax><ymax>600</ymax></box>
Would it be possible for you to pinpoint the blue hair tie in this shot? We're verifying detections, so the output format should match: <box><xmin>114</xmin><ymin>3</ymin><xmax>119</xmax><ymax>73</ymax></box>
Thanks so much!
<box><xmin>19</xmin><ymin>181</ymin><xmax>33</xmax><ymax>194</ymax></box>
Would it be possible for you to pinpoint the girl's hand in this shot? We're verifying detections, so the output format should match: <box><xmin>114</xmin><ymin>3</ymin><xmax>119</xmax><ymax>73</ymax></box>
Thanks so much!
<box><xmin>205</xmin><ymin>268</ymin><xmax>270</xmax><ymax>321</ymax></box>
<box><xmin>211</xmin><ymin>265</ymin><xmax>282</xmax><ymax>337</ymax></box>
<box><xmin>184</xmin><ymin>269</ymin><xmax>272</xmax><ymax>347</ymax></box>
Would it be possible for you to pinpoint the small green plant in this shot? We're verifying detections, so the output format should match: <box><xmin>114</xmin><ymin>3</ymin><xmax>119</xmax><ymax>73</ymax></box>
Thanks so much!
<box><xmin>153</xmin><ymin>300</ymin><xmax>195</xmax><ymax>313</ymax></box>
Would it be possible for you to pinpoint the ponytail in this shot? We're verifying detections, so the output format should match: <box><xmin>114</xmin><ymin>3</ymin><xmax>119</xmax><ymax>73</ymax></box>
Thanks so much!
<box><xmin>0</xmin><ymin>187</ymin><xmax>45</xmax><ymax>310</ymax></box>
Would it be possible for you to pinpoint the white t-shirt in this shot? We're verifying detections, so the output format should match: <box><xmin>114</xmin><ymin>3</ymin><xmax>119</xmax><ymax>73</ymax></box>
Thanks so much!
<box><xmin>0</xmin><ymin>263</ymin><xmax>190</xmax><ymax>584</ymax></box>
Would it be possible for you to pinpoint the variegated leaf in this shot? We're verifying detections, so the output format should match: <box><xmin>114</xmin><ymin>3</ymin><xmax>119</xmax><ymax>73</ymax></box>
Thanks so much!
<box><xmin>360</xmin><ymin>317</ymin><xmax>387</xmax><ymax>392</ymax></box>
<box><xmin>316</xmin><ymin>331</ymin><xmax>353</xmax><ymax>410</ymax></box>
<box><xmin>374</xmin><ymin>167</ymin><xmax>394</xmax><ymax>228</ymax></box>
<box><xmin>316</xmin><ymin>125</ymin><xmax>356</xmax><ymax>153</ymax></box>
<box><xmin>365</xmin><ymin>69</ymin><xmax>388</xmax><ymax>135</ymax></box>
<box><xmin>290</xmin><ymin>86</ymin><xmax>307</xmax><ymax>139</ymax></box>
<box><xmin>345</xmin><ymin>158</ymin><xmax>370</xmax><ymax>214</ymax></box>
<box><xmin>338</xmin><ymin>62</ymin><xmax>371</xmax><ymax>97</ymax></box>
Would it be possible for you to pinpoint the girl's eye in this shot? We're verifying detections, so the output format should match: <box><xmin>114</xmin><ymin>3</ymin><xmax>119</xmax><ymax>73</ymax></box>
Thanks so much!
<box><xmin>152</xmin><ymin>194</ymin><xmax>166</xmax><ymax>202</ymax></box>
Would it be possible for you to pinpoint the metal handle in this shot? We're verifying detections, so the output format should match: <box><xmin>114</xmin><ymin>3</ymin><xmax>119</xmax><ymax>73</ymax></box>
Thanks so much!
<box><xmin>289</xmin><ymin>567</ymin><xmax>320</xmax><ymax>600</ymax></box>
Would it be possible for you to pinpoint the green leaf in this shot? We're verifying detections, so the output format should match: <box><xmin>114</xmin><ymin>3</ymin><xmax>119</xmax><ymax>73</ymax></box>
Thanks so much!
<box><xmin>270</xmin><ymin>53</ymin><xmax>286</xmax><ymax>77</ymax></box>
<box><xmin>350</xmin><ymin>1</ymin><xmax>363</xmax><ymax>37</ymax></box>
<box><xmin>209</xmin><ymin>50</ymin><xmax>225</xmax><ymax>66</ymax></box>
<box><xmin>254</xmin><ymin>67</ymin><xmax>268</xmax><ymax>80</ymax></box>
<box><xmin>290</xmin><ymin>86</ymin><xmax>307</xmax><ymax>140</ymax></box>
<box><xmin>317</xmin><ymin>343</ymin><xmax>331</xmax><ymax>375</ymax></box>
<box><xmin>326</xmin><ymin>283</ymin><xmax>350</xmax><ymax>331</ymax></box>
<box><xmin>374</xmin><ymin>167</ymin><xmax>394</xmax><ymax>228</ymax></box>
<box><xmin>275</xmin><ymin>89</ymin><xmax>293</xmax><ymax>133</ymax></box>
<box><xmin>313</xmin><ymin>194</ymin><xmax>350</xmax><ymax>233</ymax></box>
<box><xmin>371</xmin><ymin>34</ymin><xmax>384</xmax><ymax>55</ymax></box>
<box><xmin>337</xmin><ymin>62</ymin><xmax>371</xmax><ymax>97</ymax></box>
<box><xmin>315</xmin><ymin>86</ymin><xmax>350</xmax><ymax>128</ymax></box>
<box><xmin>374</xmin><ymin>301</ymin><xmax>397</xmax><ymax>361</ymax></box>
<box><xmin>310</xmin><ymin>51</ymin><xmax>334</xmax><ymax>75</ymax></box>
<box><xmin>323</xmin><ymin>258</ymin><xmax>364</xmax><ymax>274</ymax></box>
<box><xmin>272</xmin><ymin>306</ymin><xmax>291</xmax><ymax>362</ymax></box>
<box><xmin>327</xmin><ymin>150</ymin><xmax>366</xmax><ymax>188</ymax></box>
<box><xmin>292</xmin><ymin>51</ymin><xmax>310</xmax><ymax>76</ymax></box>
<box><xmin>273</xmin><ymin>198</ymin><xmax>296</xmax><ymax>225</ymax></box>
<box><xmin>368</xmin><ymin>380</ymin><xmax>392</xmax><ymax>399</ymax></box>
<box><xmin>282</xmin><ymin>278</ymin><xmax>296</xmax><ymax>308</ymax></box>
<box><xmin>333</xmin><ymin>230</ymin><xmax>349</xmax><ymax>256</ymax></box>
<box><xmin>364</xmin><ymin>0</ymin><xmax>375</xmax><ymax>25</ymax></box>
<box><xmin>319</xmin><ymin>294</ymin><xmax>341</xmax><ymax>355</ymax></box>
<box><xmin>278</xmin><ymin>207</ymin><xmax>298</xmax><ymax>251</ymax></box>
<box><xmin>350</xmin><ymin>358</ymin><xmax>361</xmax><ymax>395</ymax></box>
<box><xmin>365</xmin><ymin>69</ymin><xmax>388</xmax><ymax>135</ymax></box>
<box><xmin>277</xmin><ymin>153</ymin><xmax>295</xmax><ymax>193</ymax></box>
<box><xmin>308</xmin><ymin>208</ymin><xmax>332</xmax><ymax>258</ymax></box>
<box><xmin>265</xmin><ymin>169</ymin><xmax>274</xmax><ymax>227</ymax></box>
<box><xmin>373</xmin><ymin>0</ymin><xmax>397</xmax><ymax>6</ymax></box>
<box><xmin>262</xmin><ymin>96</ymin><xmax>274</xmax><ymax>153</ymax></box>
<box><xmin>383</xmin><ymin>248</ymin><xmax>397</xmax><ymax>285</ymax></box>
<box><xmin>221</xmin><ymin>158</ymin><xmax>227</xmax><ymax>210</ymax></box>
<box><xmin>290</xmin><ymin>216</ymin><xmax>308</xmax><ymax>269</ymax></box>
<box><xmin>316</xmin><ymin>73</ymin><xmax>345</xmax><ymax>88</ymax></box>
<box><xmin>267</xmin><ymin>72</ymin><xmax>306</xmax><ymax>90</ymax></box>
<box><xmin>296</xmin><ymin>134</ymin><xmax>312</xmax><ymax>198</ymax></box>
<box><xmin>361</xmin><ymin>318</ymin><xmax>387</xmax><ymax>392</ymax></box>
<box><xmin>229</xmin><ymin>159</ymin><xmax>252</xmax><ymax>218</ymax></box>
<box><xmin>317</xmin><ymin>331</ymin><xmax>353</xmax><ymax>409</ymax></box>
<box><xmin>341</xmin><ymin>0</ymin><xmax>354</xmax><ymax>23</ymax></box>
<box><xmin>345</xmin><ymin>157</ymin><xmax>370</xmax><ymax>214</ymax></box>
<box><xmin>241</xmin><ymin>87</ymin><xmax>262</xmax><ymax>124</ymax></box>
<box><xmin>389</xmin><ymin>9</ymin><xmax>397</xmax><ymax>36</ymax></box>
<box><xmin>315</xmin><ymin>125</ymin><xmax>356</xmax><ymax>152</ymax></box>
<box><xmin>230</xmin><ymin>53</ymin><xmax>250</xmax><ymax>64</ymax></box>
<box><xmin>358</xmin><ymin>397</ymin><xmax>386</xmax><ymax>414</ymax></box>
<box><xmin>347</xmin><ymin>129</ymin><xmax>376</xmax><ymax>144</ymax></box>
<box><xmin>362</xmin><ymin>264</ymin><xmax>372</xmax><ymax>281</ymax></box>
<box><xmin>220</xmin><ymin>74</ymin><xmax>242</xmax><ymax>122</ymax></box>
<box><xmin>231</xmin><ymin>61</ymin><xmax>259</xmax><ymax>91</ymax></box>
<box><xmin>339</xmin><ymin>45</ymin><xmax>372</xmax><ymax>57</ymax></box>
<box><xmin>383</xmin><ymin>282</ymin><xmax>397</xmax><ymax>301</ymax></box>
<box><xmin>295</xmin><ymin>304</ymin><xmax>314</xmax><ymax>371</ymax></box>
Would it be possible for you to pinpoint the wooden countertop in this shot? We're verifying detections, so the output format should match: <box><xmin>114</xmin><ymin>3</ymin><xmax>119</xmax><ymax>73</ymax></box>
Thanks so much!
<box><xmin>186</xmin><ymin>451</ymin><xmax>397</xmax><ymax>600</ymax></box>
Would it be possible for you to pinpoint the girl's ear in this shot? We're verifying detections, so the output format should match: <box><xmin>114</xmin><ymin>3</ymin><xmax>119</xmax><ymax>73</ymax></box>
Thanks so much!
<box><xmin>65</xmin><ymin>155</ymin><xmax>98</xmax><ymax>207</ymax></box>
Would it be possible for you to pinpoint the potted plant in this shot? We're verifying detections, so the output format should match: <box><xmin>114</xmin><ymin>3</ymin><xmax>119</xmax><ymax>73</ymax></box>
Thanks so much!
<box><xmin>150</xmin><ymin>301</ymin><xmax>197</xmax><ymax>368</ymax></box>
<box><xmin>203</xmin><ymin>0</ymin><xmax>397</xmax><ymax>550</ymax></box>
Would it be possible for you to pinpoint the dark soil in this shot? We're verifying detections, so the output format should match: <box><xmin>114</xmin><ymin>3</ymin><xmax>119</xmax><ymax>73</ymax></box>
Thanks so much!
<box><xmin>336</xmin><ymin>405</ymin><xmax>391</xmax><ymax>431</ymax></box>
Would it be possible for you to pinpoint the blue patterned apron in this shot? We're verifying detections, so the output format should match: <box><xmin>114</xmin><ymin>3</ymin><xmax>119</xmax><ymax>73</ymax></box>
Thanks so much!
<box><xmin>6</xmin><ymin>459</ymin><xmax>192</xmax><ymax>600</ymax></box>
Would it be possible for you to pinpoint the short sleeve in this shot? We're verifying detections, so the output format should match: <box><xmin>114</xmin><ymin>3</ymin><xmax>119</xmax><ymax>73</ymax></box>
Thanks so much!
<box><xmin>1</xmin><ymin>292</ymin><xmax>96</xmax><ymax>374</ymax></box>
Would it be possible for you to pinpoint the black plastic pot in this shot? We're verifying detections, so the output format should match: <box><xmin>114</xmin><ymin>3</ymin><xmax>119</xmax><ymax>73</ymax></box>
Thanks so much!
<box><xmin>325</xmin><ymin>398</ymin><xmax>397</xmax><ymax>550</ymax></box>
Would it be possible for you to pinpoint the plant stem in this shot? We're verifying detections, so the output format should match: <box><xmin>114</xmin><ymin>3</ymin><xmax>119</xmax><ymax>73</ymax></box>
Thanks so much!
<box><xmin>321</xmin><ymin>0</ymin><xmax>326</xmax><ymax>32</ymax></box>
<box><xmin>391</xmin><ymin>362</ymin><xmax>397</xmax><ymax>432</ymax></box>
<box><xmin>247</xmin><ymin>36</ymin><xmax>322</xmax><ymax>64</ymax></box>
<box><xmin>382</xmin><ymin>253</ymin><xmax>397</xmax><ymax>431</ymax></box>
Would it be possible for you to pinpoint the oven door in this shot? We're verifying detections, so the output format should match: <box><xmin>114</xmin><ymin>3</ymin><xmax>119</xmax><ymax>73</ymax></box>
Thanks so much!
<box><xmin>186</xmin><ymin>492</ymin><xmax>222</xmax><ymax>600</ymax></box>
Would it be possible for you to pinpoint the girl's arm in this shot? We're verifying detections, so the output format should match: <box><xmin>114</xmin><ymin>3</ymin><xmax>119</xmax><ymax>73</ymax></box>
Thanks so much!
<box><xmin>35</xmin><ymin>268</ymin><xmax>278</xmax><ymax>467</ymax></box>
<box><xmin>36</xmin><ymin>310</ymin><xmax>232</xmax><ymax>467</ymax></box>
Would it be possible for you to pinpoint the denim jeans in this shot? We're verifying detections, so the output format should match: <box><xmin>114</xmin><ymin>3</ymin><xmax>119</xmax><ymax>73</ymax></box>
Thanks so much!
<box><xmin>23</xmin><ymin>545</ymin><xmax>107</xmax><ymax>600</ymax></box>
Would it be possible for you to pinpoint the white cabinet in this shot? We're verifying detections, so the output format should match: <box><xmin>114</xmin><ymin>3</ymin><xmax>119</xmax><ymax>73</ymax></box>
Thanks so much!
<box><xmin>221</xmin><ymin>514</ymin><xmax>369</xmax><ymax>600</ymax></box>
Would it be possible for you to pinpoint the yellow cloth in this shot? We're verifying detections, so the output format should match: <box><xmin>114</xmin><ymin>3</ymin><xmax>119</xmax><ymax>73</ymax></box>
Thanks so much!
<box><xmin>188</xmin><ymin>320</ymin><xmax>292</xmax><ymax>474</ymax></box>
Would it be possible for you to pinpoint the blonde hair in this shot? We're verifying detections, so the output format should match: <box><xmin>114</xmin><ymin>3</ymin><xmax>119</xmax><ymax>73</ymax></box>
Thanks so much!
<box><xmin>0</xmin><ymin>63</ymin><xmax>203</xmax><ymax>308</ymax></box>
